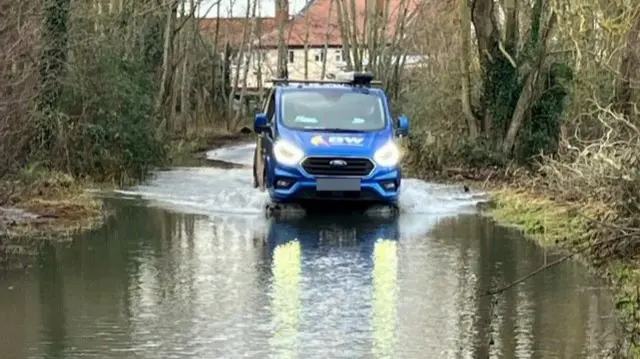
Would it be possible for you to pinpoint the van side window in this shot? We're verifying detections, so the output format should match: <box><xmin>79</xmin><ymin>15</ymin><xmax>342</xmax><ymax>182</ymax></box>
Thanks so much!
<box><xmin>265</xmin><ymin>90</ymin><xmax>276</xmax><ymax>123</ymax></box>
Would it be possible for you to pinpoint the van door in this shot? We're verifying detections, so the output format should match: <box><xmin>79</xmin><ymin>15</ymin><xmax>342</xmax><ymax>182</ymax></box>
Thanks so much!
<box><xmin>255</xmin><ymin>88</ymin><xmax>276</xmax><ymax>191</ymax></box>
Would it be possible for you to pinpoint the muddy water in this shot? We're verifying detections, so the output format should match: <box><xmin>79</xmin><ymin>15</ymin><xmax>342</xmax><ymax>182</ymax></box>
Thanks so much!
<box><xmin>0</xmin><ymin>144</ymin><xmax>619</xmax><ymax>358</ymax></box>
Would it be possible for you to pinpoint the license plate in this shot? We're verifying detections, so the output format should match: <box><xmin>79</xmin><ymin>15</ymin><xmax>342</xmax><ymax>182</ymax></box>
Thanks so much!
<box><xmin>316</xmin><ymin>178</ymin><xmax>361</xmax><ymax>191</ymax></box>
<box><xmin>319</xmin><ymin>228</ymin><xmax>357</xmax><ymax>242</ymax></box>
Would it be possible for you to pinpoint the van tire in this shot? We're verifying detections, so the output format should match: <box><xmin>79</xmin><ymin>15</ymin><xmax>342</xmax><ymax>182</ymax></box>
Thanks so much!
<box><xmin>259</xmin><ymin>164</ymin><xmax>266</xmax><ymax>192</ymax></box>
<box><xmin>253</xmin><ymin>153</ymin><xmax>266</xmax><ymax>192</ymax></box>
<box><xmin>252</xmin><ymin>147</ymin><xmax>259</xmax><ymax>188</ymax></box>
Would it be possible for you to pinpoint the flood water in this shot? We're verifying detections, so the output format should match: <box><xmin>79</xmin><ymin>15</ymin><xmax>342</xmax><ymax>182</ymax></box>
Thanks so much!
<box><xmin>0</xmin><ymin>144</ymin><xmax>619</xmax><ymax>358</ymax></box>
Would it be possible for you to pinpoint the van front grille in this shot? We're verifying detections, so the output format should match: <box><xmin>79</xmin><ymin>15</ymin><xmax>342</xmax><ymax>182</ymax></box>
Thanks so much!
<box><xmin>301</xmin><ymin>157</ymin><xmax>374</xmax><ymax>177</ymax></box>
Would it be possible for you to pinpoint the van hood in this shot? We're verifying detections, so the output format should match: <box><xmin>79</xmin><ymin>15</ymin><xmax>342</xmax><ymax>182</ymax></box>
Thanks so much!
<box><xmin>280</xmin><ymin>130</ymin><xmax>391</xmax><ymax>156</ymax></box>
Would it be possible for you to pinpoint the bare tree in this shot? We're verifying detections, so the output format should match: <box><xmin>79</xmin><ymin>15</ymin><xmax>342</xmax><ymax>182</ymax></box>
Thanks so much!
<box><xmin>320</xmin><ymin>0</ymin><xmax>336</xmax><ymax>79</ymax></box>
<box><xmin>232</xmin><ymin>0</ymin><xmax>259</xmax><ymax>128</ymax></box>
<box><xmin>459</xmin><ymin>0</ymin><xmax>478</xmax><ymax>139</ymax></box>
<box><xmin>156</xmin><ymin>0</ymin><xmax>179</xmax><ymax>131</ymax></box>
<box><xmin>276</xmin><ymin>0</ymin><xmax>288</xmax><ymax>78</ymax></box>
<box><xmin>616</xmin><ymin>10</ymin><xmax>640</xmax><ymax>119</ymax></box>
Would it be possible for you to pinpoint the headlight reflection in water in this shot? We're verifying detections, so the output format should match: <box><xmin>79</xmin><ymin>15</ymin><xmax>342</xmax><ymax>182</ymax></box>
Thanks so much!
<box><xmin>269</xmin><ymin>239</ymin><xmax>302</xmax><ymax>359</ymax></box>
<box><xmin>372</xmin><ymin>238</ymin><xmax>399</xmax><ymax>359</ymax></box>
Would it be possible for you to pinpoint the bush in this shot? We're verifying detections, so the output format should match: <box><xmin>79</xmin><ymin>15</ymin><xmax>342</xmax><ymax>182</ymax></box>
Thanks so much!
<box><xmin>515</xmin><ymin>62</ymin><xmax>573</xmax><ymax>162</ymax></box>
<box><xmin>43</xmin><ymin>48</ymin><xmax>166</xmax><ymax>185</ymax></box>
<box><xmin>39</xmin><ymin>3</ymin><xmax>174</xmax><ymax>185</ymax></box>
<box><xmin>402</xmin><ymin>132</ymin><xmax>508</xmax><ymax>176</ymax></box>
<box><xmin>538</xmin><ymin>104</ymin><xmax>640</xmax><ymax>261</ymax></box>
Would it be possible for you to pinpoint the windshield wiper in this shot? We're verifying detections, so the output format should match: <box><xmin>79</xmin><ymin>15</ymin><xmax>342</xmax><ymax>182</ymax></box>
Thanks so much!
<box><xmin>308</xmin><ymin>128</ymin><xmax>363</xmax><ymax>133</ymax></box>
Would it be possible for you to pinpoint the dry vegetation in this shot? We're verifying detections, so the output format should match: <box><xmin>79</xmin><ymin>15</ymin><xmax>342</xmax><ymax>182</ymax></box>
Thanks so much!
<box><xmin>1</xmin><ymin>0</ymin><xmax>639</xmax><ymax>352</ymax></box>
<box><xmin>396</xmin><ymin>0</ymin><xmax>640</xmax><ymax>354</ymax></box>
<box><xmin>0</xmin><ymin>0</ymin><xmax>260</xmax><ymax>240</ymax></box>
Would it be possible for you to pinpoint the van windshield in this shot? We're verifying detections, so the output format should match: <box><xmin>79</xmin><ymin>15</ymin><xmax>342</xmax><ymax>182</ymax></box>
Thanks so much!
<box><xmin>280</xmin><ymin>90</ymin><xmax>386</xmax><ymax>132</ymax></box>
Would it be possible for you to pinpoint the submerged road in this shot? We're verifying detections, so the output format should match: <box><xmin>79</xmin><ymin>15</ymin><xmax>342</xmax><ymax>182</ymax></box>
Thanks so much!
<box><xmin>0</xmin><ymin>143</ymin><xmax>619</xmax><ymax>359</ymax></box>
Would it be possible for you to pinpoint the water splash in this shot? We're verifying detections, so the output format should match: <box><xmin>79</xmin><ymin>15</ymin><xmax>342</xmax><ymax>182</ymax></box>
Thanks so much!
<box><xmin>114</xmin><ymin>167</ymin><xmax>269</xmax><ymax>215</ymax></box>
<box><xmin>114</xmin><ymin>143</ymin><xmax>487</xmax><ymax>217</ymax></box>
<box><xmin>206</xmin><ymin>143</ymin><xmax>256</xmax><ymax>166</ymax></box>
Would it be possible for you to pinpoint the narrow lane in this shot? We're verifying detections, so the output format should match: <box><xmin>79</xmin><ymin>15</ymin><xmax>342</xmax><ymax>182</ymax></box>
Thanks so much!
<box><xmin>0</xmin><ymin>143</ymin><xmax>618</xmax><ymax>359</ymax></box>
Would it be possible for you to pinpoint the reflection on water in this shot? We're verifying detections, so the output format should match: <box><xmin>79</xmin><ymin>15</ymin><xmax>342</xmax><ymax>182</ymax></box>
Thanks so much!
<box><xmin>270</xmin><ymin>240</ymin><xmax>301</xmax><ymax>359</ymax></box>
<box><xmin>0</xmin><ymin>199</ymin><xmax>618</xmax><ymax>359</ymax></box>
<box><xmin>372</xmin><ymin>240</ymin><xmax>398</xmax><ymax>359</ymax></box>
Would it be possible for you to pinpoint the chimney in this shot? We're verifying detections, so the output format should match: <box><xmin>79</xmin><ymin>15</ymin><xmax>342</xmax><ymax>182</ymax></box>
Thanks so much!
<box><xmin>275</xmin><ymin>0</ymin><xmax>289</xmax><ymax>27</ymax></box>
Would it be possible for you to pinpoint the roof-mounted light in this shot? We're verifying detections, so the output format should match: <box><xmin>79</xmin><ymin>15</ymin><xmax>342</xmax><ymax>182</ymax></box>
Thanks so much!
<box><xmin>267</xmin><ymin>71</ymin><xmax>381</xmax><ymax>88</ymax></box>
<box><xmin>335</xmin><ymin>71</ymin><xmax>376</xmax><ymax>86</ymax></box>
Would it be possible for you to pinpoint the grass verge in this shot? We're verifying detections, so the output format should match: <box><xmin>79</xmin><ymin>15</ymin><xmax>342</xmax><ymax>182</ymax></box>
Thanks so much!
<box><xmin>1</xmin><ymin>168</ymin><xmax>108</xmax><ymax>239</ymax></box>
<box><xmin>471</xmin><ymin>181</ymin><xmax>640</xmax><ymax>358</ymax></box>
<box><xmin>1</xmin><ymin>168</ymin><xmax>109</xmax><ymax>270</ymax></box>
<box><xmin>1</xmin><ymin>130</ymin><xmax>254</xmax><ymax>270</ymax></box>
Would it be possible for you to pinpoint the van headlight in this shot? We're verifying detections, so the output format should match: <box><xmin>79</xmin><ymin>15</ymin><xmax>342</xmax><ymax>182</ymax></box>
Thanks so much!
<box><xmin>273</xmin><ymin>140</ymin><xmax>304</xmax><ymax>166</ymax></box>
<box><xmin>373</xmin><ymin>141</ymin><xmax>401</xmax><ymax>167</ymax></box>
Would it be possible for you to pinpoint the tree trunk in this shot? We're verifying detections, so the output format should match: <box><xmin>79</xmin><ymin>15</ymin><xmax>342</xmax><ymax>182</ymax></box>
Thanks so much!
<box><xmin>460</xmin><ymin>0</ymin><xmax>479</xmax><ymax>139</ymax></box>
<box><xmin>335</xmin><ymin>0</ymin><xmax>353</xmax><ymax>71</ymax></box>
<box><xmin>233</xmin><ymin>0</ymin><xmax>258</xmax><ymax>128</ymax></box>
<box><xmin>39</xmin><ymin>0</ymin><xmax>71</xmax><ymax>150</ymax></box>
<box><xmin>179</xmin><ymin>0</ymin><xmax>192</xmax><ymax>136</ymax></box>
<box><xmin>276</xmin><ymin>0</ymin><xmax>288</xmax><ymax>78</ymax></box>
<box><xmin>501</xmin><ymin>12</ymin><xmax>557</xmax><ymax>155</ymax></box>
<box><xmin>348</xmin><ymin>0</ymin><xmax>362</xmax><ymax>70</ymax></box>
<box><xmin>503</xmin><ymin>0</ymin><xmax>519</xmax><ymax>55</ymax></box>
<box><xmin>381</xmin><ymin>0</ymin><xmax>410</xmax><ymax>87</ymax></box>
<box><xmin>227</xmin><ymin>0</ymin><xmax>252</xmax><ymax>129</ymax></box>
<box><xmin>155</xmin><ymin>0</ymin><xmax>178</xmax><ymax>133</ymax></box>
<box><xmin>375</xmin><ymin>0</ymin><xmax>392</xmax><ymax>77</ymax></box>
<box><xmin>471</xmin><ymin>0</ymin><xmax>502</xmax><ymax>134</ymax></box>
<box><xmin>616</xmin><ymin>10</ymin><xmax>640</xmax><ymax>119</ymax></box>
<box><xmin>303</xmin><ymin>14</ymin><xmax>311</xmax><ymax>79</ymax></box>
<box><xmin>385</xmin><ymin>0</ymin><xmax>413</xmax><ymax>92</ymax></box>
<box><xmin>320</xmin><ymin>0</ymin><xmax>335</xmax><ymax>78</ymax></box>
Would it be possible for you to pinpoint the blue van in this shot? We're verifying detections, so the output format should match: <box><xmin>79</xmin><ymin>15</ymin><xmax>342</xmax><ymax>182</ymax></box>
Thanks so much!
<box><xmin>252</xmin><ymin>72</ymin><xmax>409</xmax><ymax>211</ymax></box>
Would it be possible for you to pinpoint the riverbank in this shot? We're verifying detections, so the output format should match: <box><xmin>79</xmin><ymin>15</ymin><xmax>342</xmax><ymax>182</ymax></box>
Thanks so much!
<box><xmin>0</xmin><ymin>131</ymin><xmax>254</xmax><ymax>269</ymax></box>
<box><xmin>484</xmin><ymin>184</ymin><xmax>639</xmax><ymax>358</ymax></box>
<box><xmin>412</xmin><ymin>165</ymin><xmax>640</xmax><ymax>358</ymax></box>
<box><xmin>0</xmin><ymin>169</ymin><xmax>106</xmax><ymax>236</ymax></box>
<box><xmin>0</xmin><ymin>170</ymin><xmax>108</xmax><ymax>269</ymax></box>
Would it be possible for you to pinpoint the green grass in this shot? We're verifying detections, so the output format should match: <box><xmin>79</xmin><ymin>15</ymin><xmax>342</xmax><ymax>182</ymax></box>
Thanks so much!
<box><xmin>1</xmin><ymin>167</ymin><xmax>108</xmax><ymax>241</ymax></box>
<box><xmin>486</xmin><ymin>185</ymin><xmax>640</xmax><ymax>358</ymax></box>
<box><xmin>489</xmin><ymin>187</ymin><xmax>595</xmax><ymax>246</ymax></box>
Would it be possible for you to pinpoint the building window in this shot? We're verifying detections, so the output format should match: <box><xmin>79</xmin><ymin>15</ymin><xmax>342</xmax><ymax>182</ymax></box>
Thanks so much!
<box><xmin>335</xmin><ymin>49</ymin><xmax>343</xmax><ymax>62</ymax></box>
<box><xmin>315</xmin><ymin>49</ymin><xmax>325</xmax><ymax>62</ymax></box>
<box><xmin>288</xmin><ymin>50</ymin><xmax>294</xmax><ymax>63</ymax></box>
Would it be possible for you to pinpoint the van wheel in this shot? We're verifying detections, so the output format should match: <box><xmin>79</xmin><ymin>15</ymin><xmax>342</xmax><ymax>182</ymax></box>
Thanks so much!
<box><xmin>259</xmin><ymin>164</ymin><xmax>267</xmax><ymax>192</ymax></box>
<box><xmin>252</xmin><ymin>148</ymin><xmax>259</xmax><ymax>188</ymax></box>
<box><xmin>255</xmin><ymin>150</ymin><xmax>266</xmax><ymax>192</ymax></box>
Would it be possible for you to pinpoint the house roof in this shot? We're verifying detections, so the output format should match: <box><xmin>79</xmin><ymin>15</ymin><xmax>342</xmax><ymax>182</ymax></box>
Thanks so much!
<box><xmin>199</xmin><ymin>17</ymin><xmax>278</xmax><ymax>47</ymax></box>
<box><xmin>257</xmin><ymin>0</ymin><xmax>422</xmax><ymax>48</ymax></box>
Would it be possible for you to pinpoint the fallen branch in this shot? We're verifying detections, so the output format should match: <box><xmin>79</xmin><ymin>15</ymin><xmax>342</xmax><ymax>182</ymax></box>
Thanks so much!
<box><xmin>482</xmin><ymin>232</ymin><xmax>630</xmax><ymax>297</ymax></box>
<box><xmin>578</xmin><ymin>212</ymin><xmax>640</xmax><ymax>235</ymax></box>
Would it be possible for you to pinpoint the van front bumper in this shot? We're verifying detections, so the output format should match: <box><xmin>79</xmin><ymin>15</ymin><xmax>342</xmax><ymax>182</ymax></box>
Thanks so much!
<box><xmin>268</xmin><ymin>161</ymin><xmax>401</xmax><ymax>204</ymax></box>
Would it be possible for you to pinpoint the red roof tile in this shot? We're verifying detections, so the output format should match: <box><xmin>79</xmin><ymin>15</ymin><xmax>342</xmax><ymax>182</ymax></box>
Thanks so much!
<box><xmin>199</xmin><ymin>17</ymin><xmax>278</xmax><ymax>47</ymax></box>
<box><xmin>258</xmin><ymin>0</ymin><xmax>422</xmax><ymax>48</ymax></box>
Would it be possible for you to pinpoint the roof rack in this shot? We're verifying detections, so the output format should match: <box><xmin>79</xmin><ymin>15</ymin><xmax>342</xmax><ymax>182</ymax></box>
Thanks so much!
<box><xmin>267</xmin><ymin>72</ymin><xmax>382</xmax><ymax>88</ymax></box>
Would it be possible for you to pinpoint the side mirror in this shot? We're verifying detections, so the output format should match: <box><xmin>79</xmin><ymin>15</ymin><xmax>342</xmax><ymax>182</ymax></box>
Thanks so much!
<box><xmin>396</xmin><ymin>114</ymin><xmax>409</xmax><ymax>137</ymax></box>
<box><xmin>254</xmin><ymin>113</ymin><xmax>268</xmax><ymax>133</ymax></box>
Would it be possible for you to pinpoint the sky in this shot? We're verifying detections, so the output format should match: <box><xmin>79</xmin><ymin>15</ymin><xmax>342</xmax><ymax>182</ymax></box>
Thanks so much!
<box><xmin>197</xmin><ymin>0</ymin><xmax>308</xmax><ymax>18</ymax></box>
